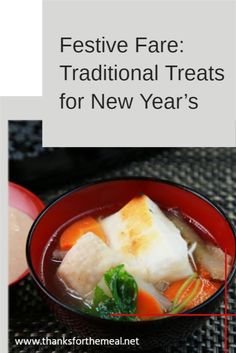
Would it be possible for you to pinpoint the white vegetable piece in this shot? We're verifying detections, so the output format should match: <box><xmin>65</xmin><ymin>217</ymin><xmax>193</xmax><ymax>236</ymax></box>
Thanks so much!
<box><xmin>135</xmin><ymin>277</ymin><xmax>172</xmax><ymax>312</ymax></box>
<box><xmin>57</xmin><ymin>232</ymin><xmax>121</xmax><ymax>297</ymax></box>
<box><xmin>101</xmin><ymin>195</ymin><xmax>193</xmax><ymax>283</ymax></box>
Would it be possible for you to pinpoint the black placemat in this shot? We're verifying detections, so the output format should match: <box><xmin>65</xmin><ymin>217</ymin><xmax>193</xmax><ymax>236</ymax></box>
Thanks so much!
<box><xmin>9</xmin><ymin>148</ymin><xmax>236</xmax><ymax>353</ymax></box>
<box><xmin>9</xmin><ymin>121</ymin><xmax>157</xmax><ymax>190</ymax></box>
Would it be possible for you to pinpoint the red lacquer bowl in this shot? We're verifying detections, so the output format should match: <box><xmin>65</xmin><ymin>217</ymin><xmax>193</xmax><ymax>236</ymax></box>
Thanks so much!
<box><xmin>9</xmin><ymin>182</ymin><xmax>45</xmax><ymax>286</ymax></box>
<box><xmin>26</xmin><ymin>178</ymin><xmax>236</xmax><ymax>349</ymax></box>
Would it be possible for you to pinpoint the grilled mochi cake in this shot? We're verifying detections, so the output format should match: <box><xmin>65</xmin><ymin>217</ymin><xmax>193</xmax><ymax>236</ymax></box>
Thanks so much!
<box><xmin>100</xmin><ymin>195</ymin><xmax>193</xmax><ymax>283</ymax></box>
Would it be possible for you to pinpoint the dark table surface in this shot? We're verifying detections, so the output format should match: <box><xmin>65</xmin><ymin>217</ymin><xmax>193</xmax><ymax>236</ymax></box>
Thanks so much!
<box><xmin>9</xmin><ymin>148</ymin><xmax>236</xmax><ymax>353</ymax></box>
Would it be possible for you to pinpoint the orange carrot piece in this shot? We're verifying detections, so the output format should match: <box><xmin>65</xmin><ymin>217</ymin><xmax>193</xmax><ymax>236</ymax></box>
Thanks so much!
<box><xmin>164</xmin><ymin>277</ymin><xmax>221</xmax><ymax>310</ymax></box>
<box><xmin>190</xmin><ymin>279</ymin><xmax>221</xmax><ymax>309</ymax></box>
<box><xmin>164</xmin><ymin>279</ymin><xmax>186</xmax><ymax>302</ymax></box>
<box><xmin>59</xmin><ymin>216</ymin><xmax>107</xmax><ymax>250</ymax></box>
<box><xmin>198</xmin><ymin>265</ymin><xmax>212</xmax><ymax>280</ymax></box>
<box><xmin>136</xmin><ymin>289</ymin><xmax>163</xmax><ymax>319</ymax></box>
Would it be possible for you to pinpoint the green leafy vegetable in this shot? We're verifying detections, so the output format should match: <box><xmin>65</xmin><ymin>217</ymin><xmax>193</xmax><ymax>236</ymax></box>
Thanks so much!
<box><xmin>104</xmin><ymin>264</ymin><xmax>138</xmax><ymax>314</ymax></box>
<box><xmin>93</xmin><ymin>285</ymin><xmax>110</xmax><ymax>307</ymax></box>
<box><xmin>89</xmin><ymin>264</ymin><xmax>138</xmax><ymax>321</ymax></box>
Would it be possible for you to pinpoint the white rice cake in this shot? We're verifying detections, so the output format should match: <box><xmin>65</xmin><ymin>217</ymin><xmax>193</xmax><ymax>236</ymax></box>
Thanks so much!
<box><xmin>57</xmin><ymin>232</ymin><xmax>121</xmax><ymax>297</ymax></box>
<box><xmin>100</xmin><ymin>195</ymin><xmax>193</xmax><ymax>283</ymax></box>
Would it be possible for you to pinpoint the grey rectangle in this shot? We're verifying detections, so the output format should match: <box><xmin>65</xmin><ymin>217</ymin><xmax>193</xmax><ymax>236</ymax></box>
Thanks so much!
<box><xmin>43</xmin><ymin>1</ymin><xmax>235</xmax><ymax>147</ymax></box>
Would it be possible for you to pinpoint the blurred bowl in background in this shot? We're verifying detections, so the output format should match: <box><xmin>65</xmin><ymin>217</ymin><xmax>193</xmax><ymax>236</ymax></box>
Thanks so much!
<box><xmin>9</xmin><ymin>182</ymin><xmax>45</xmax><ymax>286</ymax></box>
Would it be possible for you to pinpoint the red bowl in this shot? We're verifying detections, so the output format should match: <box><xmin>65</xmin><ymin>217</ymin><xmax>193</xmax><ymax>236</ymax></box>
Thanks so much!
<box><xmin>26</xmin><ymin>178</ymin><xmax>236</xmax><ymax>349</ymax></box>
<box><xmin>9</xmin><ymin>182</ymin><xmax>45</xmax><ymax>286</ymax></box>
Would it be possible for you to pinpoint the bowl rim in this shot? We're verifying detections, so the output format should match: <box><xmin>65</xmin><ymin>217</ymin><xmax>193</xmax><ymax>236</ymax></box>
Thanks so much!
<box><xmin>9</xmin><ymin>181</ymin><xmax>45</xmax><ymax>286</ymax></box>
<box><xmin>26</xmin><ymin>177</ymin><xmax>236</xmax><ymax>324</ymax></box>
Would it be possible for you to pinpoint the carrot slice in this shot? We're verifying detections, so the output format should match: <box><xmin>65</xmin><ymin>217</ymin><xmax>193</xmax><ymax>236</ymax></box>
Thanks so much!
<box><xmin>164</xmin><ymin>277</ymin><xmax>221</xmax><ymax>310</ymax></box>
<box><xmin>59</xmin><ymin>216</ymin><xmax>107</xmax><ymax>250</ymax></box>
<box><xmin>137</xmin><ymin>289</ymin><xmax>163</xmax><ymax>319</ymax></box>
<box><xmin>190</xmin><ymin>279</ymin><xmax>221</xmax><ymax>308</ymax></box>
<box><xmin>164</xmin><ymin>279</ymin><xmax>186</xmax><ymax>302</ymax></box>
<box><xmin>198</xmin><ymin>265</ymin><xmax>212</xmax><ymax>280</ymax></box>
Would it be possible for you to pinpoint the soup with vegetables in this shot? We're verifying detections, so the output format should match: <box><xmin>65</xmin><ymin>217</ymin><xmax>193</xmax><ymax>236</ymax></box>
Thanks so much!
<box><xmin>42</xmin><ymin>195</ymin><xmax>231</xmax><ymax>320</ymax></box>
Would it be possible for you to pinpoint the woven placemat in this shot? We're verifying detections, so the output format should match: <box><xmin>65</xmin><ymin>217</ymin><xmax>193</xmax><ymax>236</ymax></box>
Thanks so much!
<box><xmin>9</xmin><ymin>148</ymin><xmax>236</xmax><ymax>353</ymax></box>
